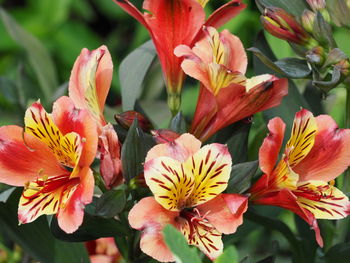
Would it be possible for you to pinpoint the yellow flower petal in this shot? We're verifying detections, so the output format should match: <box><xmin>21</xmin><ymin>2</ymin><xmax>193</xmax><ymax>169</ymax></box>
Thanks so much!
<box><xmin>285</xmin><ymin>109</ymin><xmax>317</xmax><ymax>167</ymax></box>
<box><xmin>24</xmin><ymin>102</ymin><xmax>82</xmax><ymax>168</ymax></box>
<box><xmin>295</xmin><ymin>180</ymin><xmax>350</xmax><ymax>219</ymax></box>
<box><xmin>144</xmin><ymin>157</ymin><xmax>195</xmax><ymax>211</ymax></box>
<box><xmin>185</xmin><ymin>144</ymin><xmax>232</xmax><ymax>207</ymax></box>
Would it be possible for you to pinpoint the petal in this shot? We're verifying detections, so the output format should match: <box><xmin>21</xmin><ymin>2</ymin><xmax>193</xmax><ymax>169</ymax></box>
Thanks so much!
<box><xmin>205</xmin><ymin>0</ymin><xmax>246</xmax><ymax>29</ymax></box>
<box><xmin>143</xmin><ymin>0</ymin><xmax>205</xmax><ymax>88</ymax></box>
<box><xmin>52</xmin><ymin>96</ymin><xmax>98</xmax><ymax>167</ymax></box>
<box><xmin>24</xmin><ymin>101</ymin><xmax>81</xmax><ymax>168</ymax></box>
<box><xmin>185</xmin><ymin>143</ymin><xmax>232</xmax><ymax>207</ymax></box>
<box><xmin>285</xmin><ymin>109</ymin><xmax>317</xmax><ymax>167</ymax></box>
<box><xmin>128</xmin><ymin>197</ymin><xmax>178</xmax><ymax>262</ymax></box>
<box><xmin>68</xmin><ymin>45</ymin><xmax>112</xmax><ymax>124</ymax></box>
<box><xmin>144</xmin><ymin>156</ymin><xmax>194</xmax><ymax>211</ymax></box>
<box><xmin>197</xmin><ymin>193</ymin><xmax>248</xmax><ymax>234</ymax></box>
<box><xmin>179</xmin><ymin>216</ymin><xmax>223</xmax><ymax>260</ymax></box>
<box><xmin>0</xmin><ymin>126</ymin><xmax>65</xmax><ymax>186</ymax></box>
<box><xmin>18</xmin><ymin>173</ymin><xmax>79</xmax><ymax>225</ymax></box>
<box><xmin>113</xmin><ymin>0</ymin><xmax>149</xmax><ymax>28</ymax></box>
<box><xmin>295</xmin><ymin>180</ymin><xmax>350</xmax><ymax>220</ymax></box>
<box><xmin>294</xmin><ymin>115</ymin><xmax>350</xmax><ymax>182</ymax></box>
<box><xmin>146</xmin><ymin>133</ymin><xmax>201</xmax><ymax>163</ymax></box>
<box><xmin>259</xmin><ymin>117</ymin><xmax>286</xmax><ymax>175</ymax></box>
<box><xmin>57</xmin><ymin>167</ymin><xmax>94</xmax><ymax>233</ymax></box>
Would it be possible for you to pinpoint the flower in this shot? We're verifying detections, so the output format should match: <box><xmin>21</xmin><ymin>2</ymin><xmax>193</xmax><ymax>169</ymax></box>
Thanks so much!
<box><xmin>128</xmin><ymin>133</ymin><xmax>248</xmax><ymax>262</ymax></box>
<box><xmin>174</xmin><ymin>26</ymin><xmax>288</xmax><ymax>141</ymax></box>
<box><xmin>113</xmin><ymin>0</ymin><xmax>246</xmax><ymax>114</ymax></box>
<box><xmin>261</xmin><ymin>7</ymin><xmax>311</xmax><ymax>45</ymax></box>
<box><xmin>249</xmin><ymin>109</ymin><xmax>350</xmax><ymax>246</ymax></box>
<box><xmin>69</xmin><ymin>46</ymin><xmax>122</xmax><ymax>188</ymax></box>
<box><xmin>86</xmin><ymin>237</ymin><xmax>121</xmax><ymax>263</ymax></box>
<box><xmin>0</xmin><ymin>97</ymin><xmax>98</xmax><ymax>233</ymax></box>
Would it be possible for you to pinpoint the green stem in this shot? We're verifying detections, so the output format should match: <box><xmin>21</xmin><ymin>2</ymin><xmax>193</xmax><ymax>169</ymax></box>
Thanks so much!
<box><xmin>93</xmin><ymin>171</ymin><xmax>107</xmax><ymax>193</ymax></box>
<box><xmin>334</xmin><ymin>85</ymin><xmax>350</xmax><ymax>244</ymax></box>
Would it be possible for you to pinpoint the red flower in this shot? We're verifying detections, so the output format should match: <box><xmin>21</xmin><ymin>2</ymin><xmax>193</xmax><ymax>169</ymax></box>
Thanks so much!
<box><xmin>249</xmin><ymin>109</ymin><xmax>350</xmax><ymax>246</ymax></box>
<box><xmin>113</xmin><ymin>0</ymin><xmax>246</xmax><ymax>113</ymax></box>
<box><xmin>175</xmin><ymin>27</ymin><xmax>288</xmax><ymax>141</ymax></box>
<box><xmin>0</xmin><ymin>97</ymin><xmax>98</xmax><ymax>233</ymax></box>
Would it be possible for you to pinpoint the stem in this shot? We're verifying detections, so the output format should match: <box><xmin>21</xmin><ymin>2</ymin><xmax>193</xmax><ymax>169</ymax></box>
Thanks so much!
<box><xmin>334</xmin><ymin>85</ymin><xmax>350</xmax><ymax>244</ymax></box>
<box><xmin>93</xmin><ymin>171</ymin><xmax>107</xmax><ymax>193</ymax></box>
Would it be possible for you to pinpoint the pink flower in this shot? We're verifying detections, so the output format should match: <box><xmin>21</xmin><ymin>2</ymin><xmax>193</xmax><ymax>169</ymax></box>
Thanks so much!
<box><xmin>128</xmin><ymin>134</ymin><xmax>248</xmax><ymax>262</ymax></box>
<box><xmin>249</xmin><ymin>109</ymin><xmax>350</xmax><ymax>246</ymax></box>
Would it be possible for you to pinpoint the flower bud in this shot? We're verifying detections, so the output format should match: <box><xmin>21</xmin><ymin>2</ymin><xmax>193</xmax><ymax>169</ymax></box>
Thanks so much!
<box><xmin>301</xmin><ymin>10</ymin><xmax>316</xmax><ymax>33</ymax></box>
<box><xmin>307</xmin><ymin>0</ymin><xmax>326</xmax><ymax>11</ymax></box>
<box><xmin>261</xmin><ymin>7</ymin><xmax>311</xmax><ymax>46</ymax></box>
<box><xmin>336</xmin><ymin>59</ymin><xmax>350</xmax><ymax>76</ymax></box>
<box><xmin>151</xmin><ymin>129</ymin><xmax>180</xmax><ymax>144</ymax></box>
<box><xmin>327</xmin><ymin>0</ymin><xmax>350</xmax><ymax>27</ymax></box>
<box><xmin>306</xmin><ymin>46</ymin><xmax>325</xmax><ymax>65</ymax></box>
<box><xmin>114</xmin><ymin>111</ymin><xmax>153</xmax><ymax>132</ymax></box>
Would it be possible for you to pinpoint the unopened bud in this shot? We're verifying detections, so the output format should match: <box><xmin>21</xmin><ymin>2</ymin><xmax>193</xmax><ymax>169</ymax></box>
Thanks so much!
<box><xmin>306</xmin><ymin>46</ymin><xmax>325</xmax><ymax>65</ymax></box>
<box><xmin>301</xmin><ymin>10</ymin><xmax>316</xmax><ymax>33</ymax></box>
<box><xmin>336</xmin><ymin>59</ymin><xmax>350</xmax><ymax>76</ymax></box>
<box><xmin>327</xmin><ymin>0</ymin><xmax>350</xmax><ymax>27</ymax></box>
<box><xmin>261</xmin><ymin>7</ymin><xmax>311</xmax><ymax>46</ymax></box>
<box><xmin>115</xmin><ymin>111</ymin><xmax>153</xmax><ymax>131</ymax></box>
<box><xmin>307</xmin><ymin>0</ymin><xmax>326</xmax><ymax>11</ymax></box>
<box><xmin>151</xmin><ymin>129</ymin><xmax>180</xmax><ymax>144</ymax></box>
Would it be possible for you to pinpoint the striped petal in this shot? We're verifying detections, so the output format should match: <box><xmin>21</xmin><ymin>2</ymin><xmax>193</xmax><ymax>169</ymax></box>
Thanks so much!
<box><xmin>144</xmin><ymin>157</ymin><xmax>195</xmax><ymax>211</ymax></box>
<box><xmin>24</xmin><ymin>101</ymin><xmax>82</xmax><ymax>168</ymax></box>
<box><xmin>18</xmin><ymin>174</ymin><xmax>79</xmax><ymax>225</ymax></box>
<box><xmin>295</xmin><ymin>180</ymin><xmax>350</xmax><ymax>219</ymax></box>
<box><xmin>284</xmin><ymin>109</ymin><xmax>317</xmax><ymax>167</ymax></box>
<box><xmin>179</xmin><ymin>214</ymin><xmax>223</xmax><ymax>260</ymax></box>
<box><xmin>185</xmin><ymin>143</ymin><xmax>232</xmax><ymax>207</ymax></box>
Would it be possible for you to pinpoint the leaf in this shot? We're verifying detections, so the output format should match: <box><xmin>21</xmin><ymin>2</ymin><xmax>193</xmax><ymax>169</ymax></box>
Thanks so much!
<box><xmin>227</xmin><ymin>161</ymin><xmax>259</xmax><ymax>194</ymax></box>
<box><xmin>163</xmin><ymin>224</ymin><xmax>201</xmax><ymax>263</ymax></box>
<box><xmin>255</xmin><ymin>0</ymin><xmax>308</xmax><ymax>16</ymax></box>
<box><xmin>312</xmin><ymin>12</ymin><xmax>336</xmax><ymax>49</ymax></box>
<box><xmin>313</xmin><ymin>66</ymin><xmax>342</xmax><ymax>92</ymax></box>
<box><xmin>215</xmin><ymin>246</ymin><xmax>239</xmax><ymax>263</ymax></box>
<box><xmin>169</xmin><ymin>112</ymin><xmax>187</xmax><ymax>133</ymax></box>
<box><xmin>325</xmin><ymin>243</ymin><xmax>350</xmax><ymax>263</ymax></box>
<box><xmin>121</xmin><ymin>118</ymin><xmax>155</xmax><ymax>182</ymax></box>
<box><xmin>248</xmin><ymin>47</ymin><xmax>311</xmax><ymax>79</ymax></box>
<box><xmin>95</xmin><ymin>190</ymin><xmax>126</xmax><ymax>218</ymax></box>
<box><xmin>0</xmin><ymin>8</ymin><xmax>58</xmax><ymax>103</ymax></box>
<box><xmin>119</xmin><ymin>40</ymin><xmax>157</xmax><ymax>111</ymax></box>
<box><xmin>252</xmin><ymin>32</ymin><xmax>309</xmax><ymax>134</ymax></box>
<box><xmin>0</xmin><ymin>188</ymin><xmax>89</xmax><ymax>263</ymax></box>
<box><xmin>0</xmin><ymin>187</ymin><xmax>15</xmax><ymax>203</ymax></box>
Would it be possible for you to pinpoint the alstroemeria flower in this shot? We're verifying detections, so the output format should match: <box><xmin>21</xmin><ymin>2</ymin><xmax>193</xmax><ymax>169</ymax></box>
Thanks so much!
<box><xmin>0</xmin><ymin>97</ymin><xmax>98</xmax><ymax>233</ymax></box>
<box><xmin>175</xmin><ymin>27</ymin><xmax>288</xmax><ymax>141</ymax></box>
<box><xmin>129</xmin><ymin>133</ymin><xmax>248</xmax><ymax>262</ymax></box>
<box><xmin>113</xmin><ymin>0</ymin><xmax>246</xmax><ymax>113</ymax></box>
<box><xmin>249</xmin><ymin>109</ymin><xmax>350</xmax><ymax>246</ymax></box>
<box><xmin>86</xmin><ymin>237</ymin><xmax>121</xmax><ymax>263</ymax></box>
<box><xmin>69</xmin><ymin>46</ymin><xmax>122</xmax><ymax>188</ymax></box>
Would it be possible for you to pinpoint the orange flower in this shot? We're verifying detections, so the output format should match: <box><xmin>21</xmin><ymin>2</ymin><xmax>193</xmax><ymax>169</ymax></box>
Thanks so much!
<box><xmin>86</xmin><ymin>237</ymin><xmax>121</xmax><ymax>263</ymax></box>
<box><xmin>0</xmin><ymin>97</ymin><xmax>98</xmax><ymax>233</ymax></box>
<box><xmin>128</xmin><ymin>134</ymin><xmax>248</xmax><ymax>261</ymax></box>
<box><xmin>114</xmin><ymin>0</ymin><xmax>246</xmax><ymax>114</ymax></box>
<box><xmin>249</xmin><ymin>109</ymin><xmax>350</xmax><ymax>246</ymax></box>
<box><xmin>175</xmin><ymin>27</ymin><xmax>288</xmax><ymax>141</ymax></box>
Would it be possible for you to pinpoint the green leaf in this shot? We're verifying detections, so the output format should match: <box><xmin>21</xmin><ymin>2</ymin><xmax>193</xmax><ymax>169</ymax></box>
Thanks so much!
<box><xmin>312</xmin><ymin>12</ymin><xmax>336</xmax><ymax>48</ymax></box>
<box><xmin>253</xmin><ymin>32</ymin><xmax>309</xmax><ymax>134</ymax></box>
<box><xmin>256</xmin><ymin>0</ymin><xmax>308</xmax><ymax>16</ymax></box>
<box><xmin>215</xmin><ymin>246</ymin><xmax>239</xmax><ymax>263</ymax></box>
<box><xmin>0</xmin><ymin>189</ymin><xmax>89</xmax><ymax>263</ymax></box>
<box><xmin>163</xmin><ymin>225</ymin><xmax>201</xmax><ymax>263</ymax></box>
<box><xmin>120</xmin><ymin>40</ymin><xmax>156</xmax><ymax>111</ymax></box>
<box><xmin>325</xmin><ymin>243</ymin><xmax>350</xmax><ymax>263</ymax></box>
<box><xmin>0</xmin><ymin>8</ymin><xmax>58</xmax><ymax>103</ymax></box>
<box><xmin>95</xmin><ymin>190</ymin><xmax>126</xmax><ymax>218</ymax></box>
<box><xmin>121</xmin><ymin>118</ymin><xmax>155</xmax><ymax>182</ymax></box>
<box><xmin>0</xmin><ymin>187</ymin><xmax>15</xmax><ymax>203</ymax></box>
<box><xmin>248</xmin><ymin>47</ymin><xmax>311</xmax><ymax>79</ymax></box>
<box><xmin>227</xmin><ymin>161</ymin><xmax>259</xmax><ymax>194</ymax></box>
<box><xmin>169</xmin><ymin>112</ymin><xmax>187</xmax><ymax>133</ymax></box>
